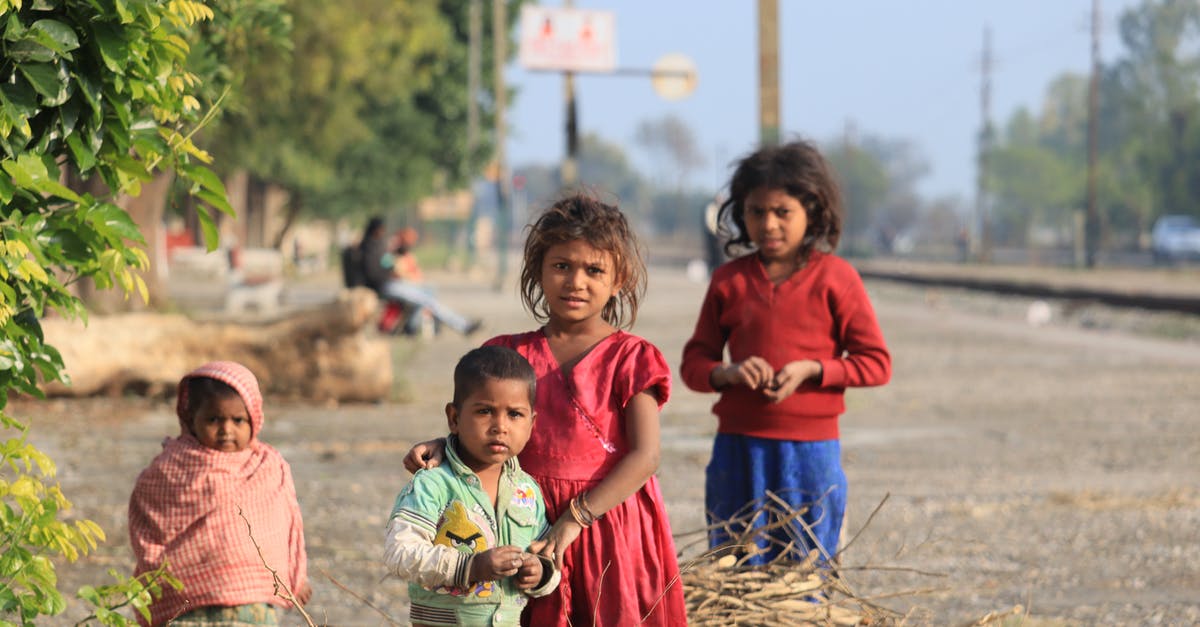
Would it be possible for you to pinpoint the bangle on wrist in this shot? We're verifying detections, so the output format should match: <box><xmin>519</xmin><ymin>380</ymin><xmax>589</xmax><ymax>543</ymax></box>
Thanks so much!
<box><xmin>578</xmin><ymin>491</ymin><xmax>602</xmax><ymax>524</ymax></box>
<box><xmin>567</xmin><ymin>496</ymin><xmax>591</xmax><ymax>528</ymax></box>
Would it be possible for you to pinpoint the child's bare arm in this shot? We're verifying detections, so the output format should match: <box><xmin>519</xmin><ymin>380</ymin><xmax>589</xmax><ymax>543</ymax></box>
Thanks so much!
<box><xmin>402</xmin><ymin>438</ymin><xmax>446</xmax><ymax>473</ymax></box>
<box><xmin>535</xmin><ymin>391</ymin><xmax>662</xmax><ymax>570</ymax></box>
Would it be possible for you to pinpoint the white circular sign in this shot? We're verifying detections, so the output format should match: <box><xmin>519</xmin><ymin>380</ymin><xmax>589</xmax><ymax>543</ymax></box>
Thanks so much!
<box><xmin>651</xmin><ymin>53</ymin><xmax>697</xmax><ymax>101</ymax></box>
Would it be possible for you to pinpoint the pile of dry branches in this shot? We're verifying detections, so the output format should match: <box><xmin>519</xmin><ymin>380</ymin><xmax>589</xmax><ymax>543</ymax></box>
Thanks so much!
<box><xmin>678</xmin><ymin>491</ymin><xmax>903</xmax><ymax>626</ymax></box>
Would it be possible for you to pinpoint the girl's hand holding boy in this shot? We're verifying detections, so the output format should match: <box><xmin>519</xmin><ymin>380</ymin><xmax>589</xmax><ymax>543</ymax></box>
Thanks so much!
<box><xmin>528</xmin><ymin>522</ymin><xmax>579</xmax><ymax>571</ymax></box>
<box><xmin>512</xmin><ymin>552</ymin><xmax>546</xmax><ymax>590</ymax></box>
<box><xmin>403</xmin><ymin>440</ymin><xmax>444</xmax><ymax>473</ymax></box>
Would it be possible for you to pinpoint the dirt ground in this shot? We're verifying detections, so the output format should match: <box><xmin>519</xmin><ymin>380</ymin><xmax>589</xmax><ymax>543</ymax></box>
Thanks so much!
<box><xmin>19</xmin><ymin>262</ymin><xmax>1200</xmax><ymax>626</ymax></box>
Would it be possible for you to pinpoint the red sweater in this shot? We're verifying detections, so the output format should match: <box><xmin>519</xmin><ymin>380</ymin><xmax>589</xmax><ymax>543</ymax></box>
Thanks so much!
<box><xmin>680</xmin><ymin>252</ymin><xmax>891</xmax><ymax>441</ymax></box>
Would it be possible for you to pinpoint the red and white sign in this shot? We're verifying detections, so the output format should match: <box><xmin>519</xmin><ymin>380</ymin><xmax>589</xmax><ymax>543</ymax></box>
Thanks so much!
<box><xmin>518</xmin><ymin>6</ymin><xmax>617</xmax><ymax>73</ymax></box>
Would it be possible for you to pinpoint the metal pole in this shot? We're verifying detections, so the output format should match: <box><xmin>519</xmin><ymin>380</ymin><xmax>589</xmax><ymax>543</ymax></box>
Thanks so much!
<box><xmin>561</xmin><ymin>0</ymin><xmax>579</xmax><ymax>187</ymax></box>
<box><xmin>976</xmin><ymin>25</ymin><xmax>993</xmax><ymax>263</ymax></box>
<box><xmin>562</xmin><ymin>71</ymin><xmax>578</xmax><ymax>186</ymax></box>
<box><xmin>492</xmin><ymin>0</ymin><xmax>510</xmax><ymax>291</ymax></box>
<box><xmin>1085</xmin><ymin>0</ymin><xmax>1101</xmax><ymax>268</ymax></box>
<box><xmin>757</xmin><ymin>0</ymin><xmax>780</xmax><ymax>146</ymax></box>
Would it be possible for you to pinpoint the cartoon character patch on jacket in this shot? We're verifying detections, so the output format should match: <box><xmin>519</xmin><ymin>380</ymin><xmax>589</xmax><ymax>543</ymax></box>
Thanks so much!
<box><xmin>432</xmin><ymin>500</ymin><xmax>496</xmax><ymax>597</ymax></box>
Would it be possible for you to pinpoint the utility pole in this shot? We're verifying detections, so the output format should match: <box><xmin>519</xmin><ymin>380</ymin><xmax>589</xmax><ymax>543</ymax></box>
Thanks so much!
<box><xmin>758</xmin><ymin>0</ymin><xmax>780</xmax><ymax>146</ymax></box>
<box><xmin>458</xmin><ymin>0</ymin><xmax>481</xmax><ymax>268</ymax></box>
<box><xmin>976</xmin><ymin>25</ymin><xmax>994</xmax><ymax>263</ymax></box>
<box><xmin>561</xmin><ymin>0</ymin><xmax>579</xmax><ymax>186</ymax></box>
<box><xmin>468</xmin><ymin>0</ymin><xmax>481</xmax><ymax>158</ymax></box>
<box><xmin>492</xmin><ymin>0</ymin><xmax>510</xmax><ymax>291</ymax></box>
<box><xmin>1085</xmin><ymin>0</ymin><xmax>1101</xmax><ymax>268</ymax></box>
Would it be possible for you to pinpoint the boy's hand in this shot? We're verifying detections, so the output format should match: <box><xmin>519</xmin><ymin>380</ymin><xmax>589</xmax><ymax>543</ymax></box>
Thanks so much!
<box><xmin>403</xmin><ymin>438</ymin><xmax>446</xmax><ymax>473</ymax></box>
<box><xmin>468</xmin><ymin>545</ymin><xmax>525</xmax><ymax>582</ymax></box>
<box><xmin>513</xmin><ymin>552</ymin><xmax>544</xmax><ymax>590</ymax></box>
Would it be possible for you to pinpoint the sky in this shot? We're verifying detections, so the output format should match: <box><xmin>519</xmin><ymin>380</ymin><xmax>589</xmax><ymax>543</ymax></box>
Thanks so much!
<box><xmin>505</xmin><ymin>0</ymin><xmax>1142</xmax><ymax>202</ymax></box>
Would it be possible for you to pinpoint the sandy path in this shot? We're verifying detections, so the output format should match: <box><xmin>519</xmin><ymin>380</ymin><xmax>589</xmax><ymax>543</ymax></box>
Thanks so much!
<box><xmin>21</xmin><ymin>264</ymin><xmax>1200</xmax><ymax>625</ymax></box>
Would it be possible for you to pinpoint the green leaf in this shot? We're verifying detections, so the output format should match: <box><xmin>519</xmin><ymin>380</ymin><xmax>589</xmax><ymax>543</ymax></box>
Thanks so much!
<box><xmin>0</xmin><ymin>176</ymin><xmax>14</xmax><ymax>205</ymax></box>
<box><xmin>92</xmin><ymin>24</ymin><xmax>128</xmax><ymax>75</ymax></box>
<box><xmin>31</xmin><ymin>177</ymin><xmax>81</xmax><ymax>203</ymax></box>
<box><xmin>180</xmin><ymin>163</ymin><xmax>227</xmax><ymax>196</ymax></box>
<box><xmin>28</xmin><ymin>20</ymin><xmax>80</xmax><ymax>56</ymax></box>
<box><xmin>92</xmin><ymin>203</ymin><xmax>145</xmax><ymax>243</ymax></box>
<box><xmin>65</xmin><ymin>133</ymin><xmax>96</xmax><ymax>171</ymax></box>
<box><xmin>0</xmin><ymin>83</ymin><xmax>39</xmax><ymax>120</ymax></box>
<box><xmin>113</xmin><ymin>0</ymin><xmax>134</xmax><ymax>23</ymax></box>
<box><xmin>16</xmin><ymin>62</ymin><xmax>68</xmax><ymax>103</ymax></box>
<box><xmin>57</xmin><ymin>96</ymin><xmax>79</xmax><ymax>138</ymax></box>
<box><xmin>3</xmin><ymin>153</ymin><xmax>47</xmax><ymax>188</ymax></box>
<box><xmin>195</xmin><ymin>206</ymin><xmax>220</xmax><ymax>252</ymax></box>
<box><xmin>71</xmin><ymin>71</ymin><xmax>103</xmax><ymax>123</ymax></box>
<box><xmin>4</xmin><ymin>12</ymin><xmax>28</xmax><ymax>42</ymax></box>
<box><xmin>196</xmin><ymin>189</ymin><xmax>235</xmax><ymax>219</ymax></box>
<box><xmin>6</xmin><ymin>40</ymin><xmax>58</xmax><ymax>64</ymax></box>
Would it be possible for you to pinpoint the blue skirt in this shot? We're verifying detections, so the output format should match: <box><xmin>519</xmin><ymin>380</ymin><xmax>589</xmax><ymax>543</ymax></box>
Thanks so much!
<box><xmin>705</xmin><ymin>433</ymin><xmax>846</xmax><ymax>565</ymax></box>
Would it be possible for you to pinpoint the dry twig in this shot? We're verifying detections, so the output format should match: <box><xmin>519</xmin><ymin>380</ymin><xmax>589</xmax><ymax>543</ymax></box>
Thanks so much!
<box><xmin>237</xmin><ymin>508</ymin><xmax>318</xmax><ymax>627</ymax></box>
<box><xmin>320</xmin><ymin>567</ymin><xmax>403</xmax><ymax>626</ymax></box>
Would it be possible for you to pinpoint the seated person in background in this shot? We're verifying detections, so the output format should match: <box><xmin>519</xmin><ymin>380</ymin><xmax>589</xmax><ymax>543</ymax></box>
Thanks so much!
<box><xmin>381</xmin><ymin>227</ymin><xmax>481</xmax><ymax>337</ymax></box>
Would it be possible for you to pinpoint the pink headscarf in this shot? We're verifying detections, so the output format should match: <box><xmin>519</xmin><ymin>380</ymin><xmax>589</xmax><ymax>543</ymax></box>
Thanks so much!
<box><xmin>128</xmin><ymin>362</ymin><xmax>307</xmax><ymax>626</ymax></box>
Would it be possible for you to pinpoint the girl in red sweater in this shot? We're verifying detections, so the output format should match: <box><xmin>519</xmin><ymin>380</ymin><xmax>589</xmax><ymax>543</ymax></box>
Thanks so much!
<box><xmin>680</xmin><ymin>140</ymin><xmax>891</xmax><ymax>565</ymax></box>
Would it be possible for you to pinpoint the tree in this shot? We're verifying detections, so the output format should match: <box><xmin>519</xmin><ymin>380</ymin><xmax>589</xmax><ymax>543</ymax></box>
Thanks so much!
<box><xmin>1111</xmin><ymin>0</ymin><xmax>1200</xmax><ymax>224</ymax></box>
<box><xmin>824</xmin><ymin>138</ymin><xmax>889</xmax><ymax>254</ymax></box>
<box><xmin>635</xmin><ymin>114</ymin><xmax>707</xmax><ymax>234</ymax></box>
<box><xmin>516</xmin><ymin>133</ymin><xmax>655</xmax><ymax>228</ymax></box>
<box><xmin>204</xmin><ymin>0</ymin><xmax>525</xmax><ymax>233</ymax></box>
<box><xmin>1</xmin><ymin>1</ymin><xmax>225</xmax><ymax>622</ymax></box>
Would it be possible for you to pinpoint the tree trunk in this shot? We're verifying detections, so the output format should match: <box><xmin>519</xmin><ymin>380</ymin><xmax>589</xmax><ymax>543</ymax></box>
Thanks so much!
<box><xmin>66</xmin><ymin>170</ymin><xmax>173</xmax><ymax>312</ymax></box>
<box><xmin>40</xmin><ymin>288</ymin><xmax>391</xmax><ymax>403</ymax></box>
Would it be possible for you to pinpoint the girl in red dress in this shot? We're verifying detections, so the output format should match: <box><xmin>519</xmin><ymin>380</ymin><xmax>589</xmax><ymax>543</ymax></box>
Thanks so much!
<box><xmin>405</xmin><ymin>195</ymin><xmax>686</xmax><ymax>626</ymax></box>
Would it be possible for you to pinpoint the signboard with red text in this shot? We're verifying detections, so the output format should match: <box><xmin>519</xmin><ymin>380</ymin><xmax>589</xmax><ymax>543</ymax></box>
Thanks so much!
<box><xmin>518</xmin><ymin>6</ymin><xmax>617</xmax><ymax>73</ymax></box>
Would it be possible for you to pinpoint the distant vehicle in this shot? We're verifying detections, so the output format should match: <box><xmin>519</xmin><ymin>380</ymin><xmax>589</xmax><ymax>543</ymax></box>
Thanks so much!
<box><xmin>1150</xmin><ymin>214</ymin><xmax>1200</xmax><ymax>263</ymax></box>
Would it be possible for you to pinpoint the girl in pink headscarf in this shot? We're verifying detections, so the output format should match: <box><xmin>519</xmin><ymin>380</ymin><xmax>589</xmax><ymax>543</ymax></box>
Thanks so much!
<box><xmin>128</xmin><ymin>361</ymin><xmax>310</xmax><ymax>626</ymax></box>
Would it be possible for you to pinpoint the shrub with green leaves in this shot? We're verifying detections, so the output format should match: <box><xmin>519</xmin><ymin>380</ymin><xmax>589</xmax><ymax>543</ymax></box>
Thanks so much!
<box><xmin>1</xmin><ymin>0</ymin><xmax>231</xmax><ymax>623</ymax></box>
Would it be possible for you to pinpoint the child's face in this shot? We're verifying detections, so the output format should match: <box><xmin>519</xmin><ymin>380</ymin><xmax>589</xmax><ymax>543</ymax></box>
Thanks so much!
<box><xmin>539</xmin><ymin>239</ymin><xmax>618</xmax><ymax>325</ymax></box>
<box><xmin>446</xmin><ymin>377</ymin><xmax>535</xmax><ymax>473</ymax></box>
<box><xmin>189</xmin><ymin>395</ymin><xmax>253</xmax><ymax>452</ymax></box>
<box><xmin>744</xmin><ymin>186</ymin><xmax>809</xmax><ymax>263</ymax></box>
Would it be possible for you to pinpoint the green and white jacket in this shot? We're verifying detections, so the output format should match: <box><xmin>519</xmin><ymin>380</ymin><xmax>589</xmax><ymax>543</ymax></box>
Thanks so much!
<box><xmin>385</xmin><ymin>436</ymin><xmax>559</xmax><ymax>626</ymax></box>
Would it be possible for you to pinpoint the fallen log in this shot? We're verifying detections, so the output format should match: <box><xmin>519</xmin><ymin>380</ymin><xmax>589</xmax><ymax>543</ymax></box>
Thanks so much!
<box><xmin>41</xmin><ymin>287</ymin><xmax>391</xmax><ymax>403</ymax></box>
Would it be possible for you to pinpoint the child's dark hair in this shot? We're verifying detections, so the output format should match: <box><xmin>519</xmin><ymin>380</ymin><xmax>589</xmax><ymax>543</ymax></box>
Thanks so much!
<box><xmin>452</xmin><ymin>346</ymin><xmax>537</xmax><ymax>408</ymax></box>
<box><xmin>718</xmin><ymin>139</ymin><xmax>843</xmax><ymax>260</ymax></box>
<box><xmin>520</xmin><ymin>193</ymin><xmax>646</xmax><ymax>329</ymax></box>
<box><xmin>183</xmin><ymin>377</ymin><xmax>241</xmax><ymax>416</ymax></box>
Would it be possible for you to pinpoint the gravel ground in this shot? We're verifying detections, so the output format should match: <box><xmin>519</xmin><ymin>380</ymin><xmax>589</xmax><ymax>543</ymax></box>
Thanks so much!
<box><xmin>18</xmin><ymin>264</ymin><xmax>1200</xmax><ymax>626</ymax></box>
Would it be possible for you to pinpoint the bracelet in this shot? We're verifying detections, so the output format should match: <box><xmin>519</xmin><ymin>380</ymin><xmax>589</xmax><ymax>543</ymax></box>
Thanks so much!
<box><xmin>567</xmin><ymin>496</ymin><xmax>591</xmax><ymax>528</ymax></box>
<box><xmin>578</xmin><ymin>491</ymin><xmax>602</xmax><ymax>524</ymax></box>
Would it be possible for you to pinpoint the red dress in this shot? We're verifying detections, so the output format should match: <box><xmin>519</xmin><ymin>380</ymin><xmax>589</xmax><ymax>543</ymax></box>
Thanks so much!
<box><xmin>485</xmin><ymin>330</ymin><xmax>688</xmax><ymax>627</ymax></box>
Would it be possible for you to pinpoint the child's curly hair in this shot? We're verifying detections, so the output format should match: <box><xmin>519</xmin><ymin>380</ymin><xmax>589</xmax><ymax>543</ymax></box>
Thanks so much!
<box><xmin>718</xmin><ymin>139</ymin><xmax>843</xmax><ymax>260</ymax></box>
<box><xmin>520</xmin><ymin>194</ymin><xmax>646</xmax><ymax>329</ymax></box>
